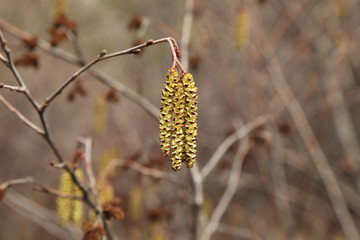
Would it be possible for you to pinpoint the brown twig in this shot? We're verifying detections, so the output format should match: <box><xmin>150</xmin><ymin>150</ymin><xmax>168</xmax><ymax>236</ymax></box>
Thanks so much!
<box><xmin>0</xmin><ymin>177</ymin><xmax>35</xmax><ymax>190</ymax></box>
<box><xmin>32</xmin><ymin>183</ymin><xmax>82</xmax><ymax>200</ymax></box>
<box><xmin>200</xmin><ymin>138</ymin><xmax>250</xmax><ymax>240</ymax></box>
<box><xmin>0</xmin><ymin>83</ymin><xmax>25</xmax><ymax>92</ymax></box>
<box><xmin>201</xmin><ymin>114</ymin><xmax>271</xmax><ymax>179</ymax></box>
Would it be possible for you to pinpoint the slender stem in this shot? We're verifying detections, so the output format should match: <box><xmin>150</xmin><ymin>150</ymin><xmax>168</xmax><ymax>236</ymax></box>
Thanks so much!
<box><xmin>200</xmin><ymin>139</ymin><xmax>250</xmax><ymax>240</ymax></box>
<box><xmin>0</xmin><ymin>83</ymin><xmax>25</xmax><ymax>92</ymax></box>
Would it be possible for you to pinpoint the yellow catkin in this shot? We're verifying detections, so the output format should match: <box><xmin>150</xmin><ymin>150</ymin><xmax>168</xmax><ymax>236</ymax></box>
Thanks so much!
<box><xmin>53</xmin><ymin>0</ymin><xmax>68</xmax><ymax>16</ymax></box>
<box><xmin>128</xmin><ymin>184</ymin><xmax>143</xmax><ymax>221</ymax></box>
<box><xmin>159</xmin><ymin>68</ymin><xmax>178</xmax><ymax>157</ymax></box>
<box><xmin>171</xmin><ymin>78</ymin><xmax>186</xmax><ymax>171</ymax></box>
<box><xmin>56</xmin><ymin>169</ymin><xmax>83</xmax><ymax>226</ymax></box>
<box><xmin>94</xmin><ymin>95</ymin><xmax>107</xmax><ymax>134</ymax></box>
<box><xmin>57</xmin><ymin>170</ymin><xmax>73</xmax><ymax>226</ymax></box>
<box><xmin>234</xmin><ymin>8</ymin><xmax>249</xmax><ymax>49</ymax></box>
<box><xmin>182</xmin><ymin>73</ymin><xmax>198</xmax><ymax>168</ymax></box>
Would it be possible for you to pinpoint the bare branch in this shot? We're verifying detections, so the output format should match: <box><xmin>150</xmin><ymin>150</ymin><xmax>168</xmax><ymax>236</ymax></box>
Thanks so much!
<box><xmin>0</xmin><ymin>177</ymin><xmax>35</xmax><ymax>190</ymax></box>
<box><xmin>201</xmin><ymin>114</ymin><xmax>271</xmax><ymax>179</ymax></box>
<box><xmin>32</xmin><ymin>184</ymin><xmax>83</xmax><ymax>200</ymax></box>
<box><xmin>200</xmin><ymin>138</ymin><xmax>250</xmax><ymax>240</ymax></box>
<box><xmin>0</xmin><ymin>83</ymin><xmax>25</xmax><ymax>92</ymax></box>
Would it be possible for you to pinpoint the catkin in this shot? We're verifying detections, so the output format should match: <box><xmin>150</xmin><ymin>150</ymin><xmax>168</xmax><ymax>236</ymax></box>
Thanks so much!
<box><xmin>235</xmin><ymin>8</ymin><xmax>249</xmax><ymax>49</ymax></box>
<box><xmin>182</xmin><ymin>73</ymin><xmax>198</xmax><ymax>168</ymax></box>
<box><xmin>56</xmin><ymin>169</ymin><xmax>83</xmax><ymax>226</ymax></box>
<box><xmin>159</xmin><ymin>68</ymin><xmax>178</xmax><ymax>157</ymax></box>
<box><xmin>159</xmin><ymin>68</ymin><xmax>198</xmax><ymax>171</ymax></box>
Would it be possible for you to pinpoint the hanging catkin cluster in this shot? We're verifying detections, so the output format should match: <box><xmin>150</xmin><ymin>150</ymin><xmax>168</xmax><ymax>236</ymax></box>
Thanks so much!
<box><xmin>56</xmin><ymin>169</ymin><xmax>83</xmax><ymax>226</ymax></box>
<box><xmin>159</xmin><ymin>67</ymin><xmax>198</xmax><ymax>171</ymax></box>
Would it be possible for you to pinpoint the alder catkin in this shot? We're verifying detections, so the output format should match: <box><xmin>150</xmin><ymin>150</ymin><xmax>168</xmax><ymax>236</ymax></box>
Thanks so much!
<box><xmin>56</xmin><ymin>169</ymin><xmax>83</xmax><ymax>226</ymax></box>
<box><xmin>182</xmin><ymin>73</ymin><xmax>198</xmax><ymax>168</ymax></box>
<box><xmin>159</xmin><ymin>68</ymin><xmax>198</xmax><ymax>171</ymax></box>
<box><xmin>235</xmin><ymin>8</ymin><xmax>249</xmax><ymax>49</ymax></box>
<box><xmin>159</xmin><ymin>68</ymin><xmax>177</xmax><ymax>157</ymax></box>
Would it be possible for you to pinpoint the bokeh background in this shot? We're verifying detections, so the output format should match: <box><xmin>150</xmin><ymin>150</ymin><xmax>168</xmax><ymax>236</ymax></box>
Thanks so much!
<box><xmin>1</xmin><ymin>0</ymin><xmax>360</xmax><ymax>239</ymax></box>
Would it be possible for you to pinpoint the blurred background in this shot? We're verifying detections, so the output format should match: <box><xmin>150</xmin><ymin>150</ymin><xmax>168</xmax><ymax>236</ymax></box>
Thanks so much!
<box><xmin>1</xmin><ymin>0</ymin><xmax>360</xmax><ymax>239</ymax></box>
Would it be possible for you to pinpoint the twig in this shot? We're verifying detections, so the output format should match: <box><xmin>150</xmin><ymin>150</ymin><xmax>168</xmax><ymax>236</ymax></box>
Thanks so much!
<box><xmin>77</xmin><ymin>137</ymin><xmax>97</xmax><ymax>193</ymax></box>
<box><xmin>0</xmin><ymin>30</ymin><xmax>40</xmax><ymax>110</ymax></box>
<box><xmin>200</xmin><ymin>138</ymin><xmax>250</xmax><ymax>240</ymax></box>
<box><xmin>201</xmin><ymin>114</ymin><xmax>271</xmax><ymax>179</ymax></box>
<box><xmin>69</xmin><ymin>30</ymin><xmax>86</xmax><ymax>65</ymax></box>
<box><xmin>0</xmin><ymin>177</ymin><xmax>35</xmax><ymax>190</ymax></box>
<box><xmin>0</xmin><ymin>18</ymin><xmax>160</xmax><ymax>119</ymax></box>
<box><xmin>269</xmin><ymin>130</ymin><xmax>301</xmax><ymax>240</ymax></box>
<box><xmin>40</xmin><ymin>37</ymin><xmax>183</xmax><ymax>112</ymax></box>
<box><xmin>32</xmin><ymin>183</ymin><xmax>83</xmax><ymax>200</ymax></box>
<box><xmin>0</xmin><ymin>83</ymin><xmax>25</xmax><ymax>92</ymax></box>
<box><xmin>217</xmin><ymin>224</ymin><xmax>263</xmax><ymax>240</ymax></box>
<box><xmin>0</xmin><ymin>95</ymin><xmax>44</xmax><ymax>135</ymax></box>
<box><xmin>108</xmin><ymin>159</ymin><xmax>171</xmax><ymax>180</ymax></box>
<box><xmin>3</xmin><ymin>190</ymin><xmax>81</xmax><ymax>240</ymax></box>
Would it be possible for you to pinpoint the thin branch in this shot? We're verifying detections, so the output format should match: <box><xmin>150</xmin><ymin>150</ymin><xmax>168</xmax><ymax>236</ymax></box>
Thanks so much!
<box><xmin>201</xmin><ymin>114</ymin><xmax>271</xmax><ymax>179</ymax></box>
<box><xmin>200</xmin><ymin>138</ymin><xmax>250</xmax><ymax>240</ymax></box>
<box><xmin>0</xmin><ymin>83</ymin><xmax>25</xmax><ymax>92</ymax></box>
<box><xmin>0</xmin><ymin>30</ymin><xmax>40</xmax><ymax>110</ymax></box>
<box><xmin>109</xmin><ymin>159</ymin><xmax>171</xmax><ymax>180</ymax></box>
<box><xmin>217</xmin><ymin>224</ymin><xmax>263</xmax><ymax>240</ymax></box>
<box><xmin>0</xmin><ymin>177</ymin><xmax>35</xmax><ymax>190</ymax></box>
<box><xmin>40</xmin><ymin>37</ymin><xmax>183</xmax><ymax>112</ymax></box>
<box><xmin>0</xmin><ymin>18</ymin><xmax>160</xmax><ymax>119</ymax></box>
<box><xmin>32</xmin><ymin>183</ymin><xmax>83</xmax><ymax>200</ymax></box>
<box><xmin>3</xmin><ymin>190</ymin><xmax>81</xmax><ymax>240</ymax></box>
<box><xmin>0</xmin><ymin>95</ymin><xmax>45</xmax><ymax>135</ymax></box>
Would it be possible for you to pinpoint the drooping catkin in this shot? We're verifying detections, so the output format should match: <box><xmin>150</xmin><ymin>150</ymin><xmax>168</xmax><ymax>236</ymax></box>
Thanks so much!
<box><xmin>171</xmin><ymin>78</ymin><xmax>186</xmax><ymax>171</ymax></box>
<box><xmin>56</xmin><ymin>169</ymin><xmax>83</xmax><ymax>226</ymax></box>
<box><xmin>182</xmin><ymin>73</ymin><xmax>198</xmax><ymax>168</ymax></box>
<box><xmin>159</xmin><ymin>68</ymin><xmax>178</xmax><ymax>157</ymax></box>
<box><xmin>159</xmin><ymin>68</ymin><xmax>198</xmax><ymax>171</ymax></box>
<box><xmin>234</xmin><ymin>8</ymin><xmax>249</xmax><ymax>49</ymax></box>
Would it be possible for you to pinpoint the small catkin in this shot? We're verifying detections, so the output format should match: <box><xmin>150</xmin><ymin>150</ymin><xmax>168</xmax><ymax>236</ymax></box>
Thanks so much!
<box><xmin>57</xmin><ymin>170</ymin><xmax>73</xmax><ymax>226</ymax></box>
<box><xmin>56</xmin><ymin>169</ymin><xmax>83</xmax><ymax>226</ymax></box>
<box><xmin>182</xmin><ymin>73</ymin><xmax>198</xmax><ymax>168</ymax></box>
<box><xmin>53</xmin><ymin>0</ymin><xmax>68</xmax><ymax>16</ymax></box>
<box><xmin>171</xmin><ymin>79</ymin><xmax>186</xmax><ymax>171</ymax></box>
<box><xmin>234</xmin><ymin>8</ymin><xmax>249</xmax><ymax>49</ymax></box>
<box><xmin>159</xmin><ymin>68</ymin><xmax>178</xmax><ymax>157</ymax></box>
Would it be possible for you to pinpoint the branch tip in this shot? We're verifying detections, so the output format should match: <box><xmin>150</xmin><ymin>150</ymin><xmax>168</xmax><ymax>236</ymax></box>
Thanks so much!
<box><xmin>99</xmin><ymin>49</ymin><xmax>107</xmax><ymax>57</ymax></box>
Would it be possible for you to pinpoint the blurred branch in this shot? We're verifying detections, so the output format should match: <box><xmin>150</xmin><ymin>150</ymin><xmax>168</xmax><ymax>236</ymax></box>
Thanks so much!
<box><xmin>32</xmin><ymin>183</ymin><xmax>83</xmax><ymax>200</ymax></box>
<box><xmin>0</xmin><ymin>177</ymin><xmax>35</xmax><ymax>190</ymax></box>
<box><xmin>3</xmin><ymin>190</ymin><xmax>81</xmax><ymax>239</ymax></box>
<box><xmin>0</xmin><ymin>30</ymin><xmax>40</xmax><ymax>110</ymax></box>
<box><xmin>252</xmin><ymin>4</ymin><xmax>360</xmax><ymax>239</ymax></box>
<box><xmin>200</xmin><ymin>138</ymin><xmax>250</xmax><ymax>240</ymax></box>
<box><xmin>269</xmin><ymin>130</ymin><xmax>302</xmax><ymax>240</ymax></box>
<box><xmin>217</xmin><ymin>224</ymin><xmax>263</xmax><ymax>240</ymax></box>
<box><xmin>0</xmin><ymin>83</ymin><xmax>25</xmax><ymax>92</ymax></box>
<box><xmin>109</xmin><ymin>159</ymin><xmax>171</xmax><ymax>180</ymax></box>
<box><xmin>201</xmin><ymin>114</ymin><xmax>272</xmax><ymax>179</ymax></box>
